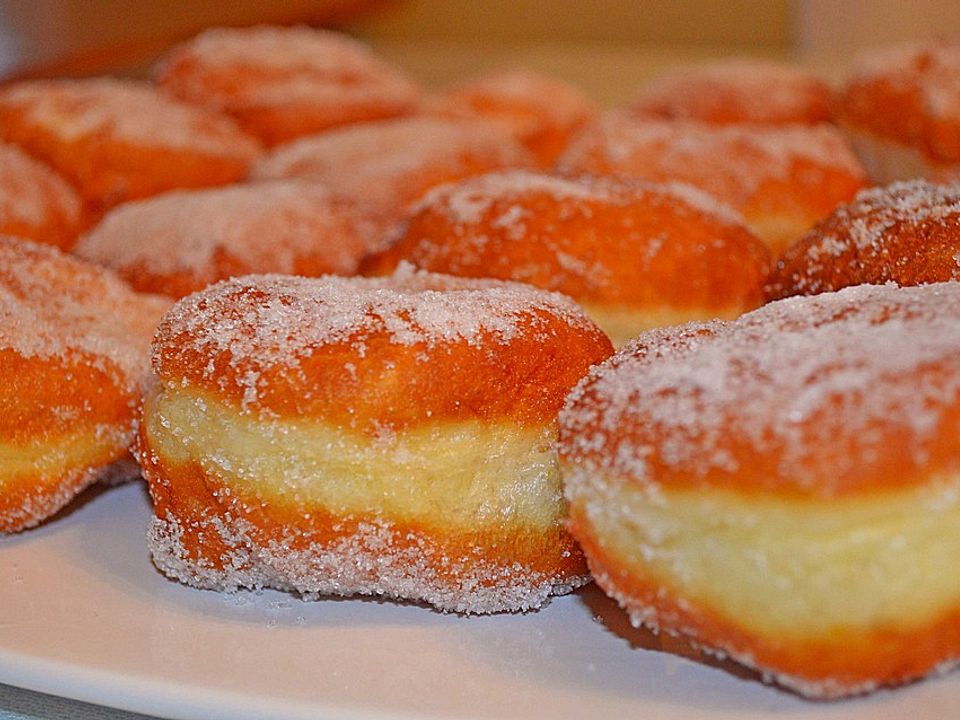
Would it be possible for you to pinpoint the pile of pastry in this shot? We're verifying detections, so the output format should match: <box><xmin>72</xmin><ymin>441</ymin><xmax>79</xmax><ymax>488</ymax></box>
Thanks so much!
<box><xmin>3</xmin><ymin>25</ymin><xmax>960</xmax><ymax>700</ymax></box>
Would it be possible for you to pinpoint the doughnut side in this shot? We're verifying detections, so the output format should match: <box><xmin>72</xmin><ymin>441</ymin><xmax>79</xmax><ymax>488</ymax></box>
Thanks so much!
<box><xmin>842</xmin><ymin>125</ymin><xmax>960</xmax><ymax>184</ymax></box>
<box><xmin>565</xmin><ymin>467</ymin><xmax>960</xmax><ymax>698</ymax></box>
<box><xmin>0</xmin><ymin>349</ymin><xmax>138</xmax><ymax>532</ymax></box>
<box><xmin>140</xmin><ymin>385</ymin><xmax>588</xmax><ymax>613</ymax></box>
<box><xmin>578</xmin><ymin>303</ymin><xmax>754</xmax><ymax>348</ymax></box>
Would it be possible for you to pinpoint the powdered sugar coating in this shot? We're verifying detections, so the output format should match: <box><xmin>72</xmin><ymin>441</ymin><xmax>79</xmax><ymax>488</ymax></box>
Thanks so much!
<box><xmin>251</xmin><ymin>116</ymin><xmax>533</xmax><ymax>215</ymax></box>
<box><xmin>154</xmin><ymin>263</ymin><xmax>600</xmax><ymax>410</ymax></box>
<box><xmin>0</xmin><ymin>142</ymin><xmax>81</xmax><ymax>248</ymax></box>
<box><xmin>0</xmin><ymin>236</ymin><xmax>168</xmax><ymax>393</ymax></box>
<box><xmin>769</xmin><ymin>180</ymin><xmax>960</xmax><ymax>298</ymax></box>
<box><xmin>74</xmin><ymin>181</ymin><xmax>380</xmax><ymax>297</ymax></box>
<box><xmin>561</xmin><ymin>282</ymin><xmax>960</xmax><ymax>496</ymax></box>
<box><xmin>556</xmin><ymin>114</ymin><xmax>865</xmax><ymax>210</ymax></box>
<box><xmin>0</xmin><ymin>78</ymin><xmax>260</xmax><ymax>156</ymax></box>
<box><xmin>147</xmin><ymin>510</ymin><xmax>589</xmax><ymax>614</ymax></box>
<box><xmin>156</xmin><ymin>25</ymin><xmax>421</xmax><ymax>127</ymax></box>
<box><xmin>630</xmin><ymin>57</ymin><xmax>833</xmax><ymax>126</ymax></box>
<box><xmin>842</xmin><ymin>39</ymin><xmax>960</xmax><ymax>162</ymax></box>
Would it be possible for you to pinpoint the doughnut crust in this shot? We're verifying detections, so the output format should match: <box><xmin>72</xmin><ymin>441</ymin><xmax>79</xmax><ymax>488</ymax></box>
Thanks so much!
<box><xmin>557</xmin><ymin>114</ymin><xmax>867</xmax><ymax>255</ymax></box>
<box><xmin>767</xmin><ymin>180</ymin><xmax>960</xmax><ymax>301</ymax></box>
<box><xmin>368</xmin><ymin>171</ymin><xmax>771</xmax><ymax>346</ymax></box>
<box><xmin>139</xmin><ymin>267</ymin><xmax>612</xmax><ymax>612</ymax></box>
<box><xmin>839</xmin><ymin>39</ymin><xmax>960</xmax><ymax>183</ymax></box>
<box><xmin>429</xmin><ymin>70</ymin><xmax>597</xmax><ymax>166</ymax></box>
<box><xmin>0</xmin><ymin>79</ymin><xmax>261</xmax><ymax>211</ymax></box>
<box><xmin>0</xmin><ymin>142</ymin><xmax>83</xmax><ymax>250</ymax></box>
<box><xmin>560</xmin><ymin>282</ymin><xmax>960</xmax><ymax>697</ymax></box>
<box><xmin>0</xmin><ymin>236</ymin><xmax>168</xmax><ymax>533</ymax></box>
<box><xmin>74</xmin><ymin>181</ymin><xmax>381</xmax><ymax>298</ymax></box>
<box><xmin>155</xmin><ymin>25</ymin><xmax>423</xmax><ymax>147</ymax></box>
<box><xmin>251</xmin><ymin>117</ymin><xmax>533</xmax><ymax>226</ymax></box>
<box><xmin>629</xmin><ymin>58</ymin><xmax>834</xmax><ymax>126</ymax></box>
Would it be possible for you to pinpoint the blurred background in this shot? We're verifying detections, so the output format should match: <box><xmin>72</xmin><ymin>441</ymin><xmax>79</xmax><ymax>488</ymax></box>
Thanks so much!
<box><xmin>1</xmin><ymin>0</ymin><xmax>960</xmax><ymax>101</ymax></box>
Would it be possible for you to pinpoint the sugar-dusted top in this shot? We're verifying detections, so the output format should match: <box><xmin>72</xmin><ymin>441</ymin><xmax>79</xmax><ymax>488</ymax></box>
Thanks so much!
<box><xmin>630</xmin><ymin>57</ymin><xmax>833</xmax><ymax>126</ymax></box>
<box><xmin>0</xmin><ymin>236</ymin><xmax>169</xmax><ymax>391</ymax></box>
<box><xmin>0</xmin><ymin>78</ymin><xmax>260</xmax><ymax>157</ymax></box>
<box><xmin>0</xmin><ymin>142</ymin><xmax>81</xmax><ymax>243</ymax></box>
<box><xmin>768</xmin><ymin>180</ymin><xmax>960</xmax><ymax>298</ymax></box>
<box><xmin>556</xmin><ymin>114</ymin><xmax>866</xmax><ymax>209</ymax></box>
<box><xmin>156</xmin><ymin>25</ymin><xmax>422</xmax><ymax>109</ymax></box>
<box><xmin>252</xmin><ymin>116</ymin><xmax>533</xmax><ymax>213</ymax></box>
<box><xmin>75</xmin><ymin>181</ymin><xmax>378</xmax><ymax>296</ymax></box>
<box><xmin>561</xmin><ymin>282</ymin><xmax>960</xmax><ymax>497</ymax></box>
<box><xmin>377</xmin><ymin>170</ymin><xmax>769</xmax><ymax>311</ymax></box>
<box><xmin>154</xmin><ymin>263</ymin><xmax>611</xmax><ymax>426</ymax></box>
<box><xmin>842</xmin><ymin>39</ymin><xmax>960</xmax><ymax>161</ymax></box>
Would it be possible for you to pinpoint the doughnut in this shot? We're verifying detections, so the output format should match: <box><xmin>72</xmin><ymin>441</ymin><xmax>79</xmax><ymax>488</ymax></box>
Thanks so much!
<box><xmin>427</xmin><ymin>70</ymin><xmax>597</xmax><ymax>167</ymax></box>
<box><xmin>767</xmin><ymin>180</ymin><xmax>960</xmax><ymax>301</ymax></box>
<box><xmin>0</xmin><ymin>78</ymin><xmax>261</xmax><ymax>212</ymax></box>
<box><xmin>839</xmin><ymin>39</ymin><xmax>960</xmax><ymax>184</ymax></box>
<box><xmin>367</xmin><ymin>170</ymin><xmax>771</xmax><ymax>346</ymax></box>
<box><xmin>629</xmin><ymin>58</ymin><xmax>834</xmax><ymax>126</ymax></box>
<box><xmin>251</xmin><ymin>116</ymin><xmax>534</xmax><ymax>228</ymax></box>
<box><xmin>155</xmin><ymin>25</ymin><xmax>423</xmax><ymax>147</ymax></box>
<box><xmin>138</xmin><ymin>266</ymin><xmax>612</xmax><ymax>612</ymax></box>
<box><xmin>0</xmin><ymin>236</ymin><xmax>169</xmax><ymax>533</ymax></box>
<box><xmin>556</xmin><ymin>114</ymin><xmax>867</xmax><ymax>256</ymax></box>
<box><xmin>74</xmin><ymin>181</ymin><xmax>382</xmax><ymax>298</ymax></box>
<box><xmin>0</xmin><ymin>142</ymin><xmax>83</xmax><ymax>250</ymax></box>
<box><xmin>560</xmin><ymin>282</ymin><xmax>960</xmax><ymax>698</ymax></box>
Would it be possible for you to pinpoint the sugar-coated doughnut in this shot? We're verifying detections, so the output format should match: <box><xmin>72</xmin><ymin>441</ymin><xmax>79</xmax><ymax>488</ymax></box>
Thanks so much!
<box><xmin>629</xmin><ymin>58</ymin><xmax>834</xmax><ymax>126</ymax></box>
<box><xmin>556</xmin><ymin>114</ymin><xmax>867</xmax><ymax>256</ymax></box>
<box><xmin>840</xmin><ymin>39</ymin><xmax>960</xmax><ymax>184</ymax></box>
<box><xmin>767</xmin><ymin>180</ymin><xmax>960</xmax><ymax>301</ymax></box>
<box><xmin>0</xmin><ymin>79</ymin><xmax>261</xmax><ymax>211</ymax></box>
<box><xmin>428</xmin><ymin>70</ymin><xmax>597</xmax><ymax>167</ymax></box>
<box><xmin>368</xmin><ymin>170</ymin><xmax>771</xmax><ymax>346</ymax></box>
<box><xmin>155</xmin><ymin>25</ymin><xmax>423</xmax><ymax>148</ymax></box>
<box><xmin>138</xmin><ymin>266</ymin><xmax>613</xmax><ymax>613</ymax></box>
<box><xmin>0</xmin><ymin>236</ymin><xmax>169</xmax><ymax>533</ymax></box>
<box><xmin>560</xmin><ymin>282</ymin><xmax>960</xmax><ymax>698</ymax></box>
<box><xmin>251</xmin><ymin>117</ymin><xmax>534</xmax><ymax>229</ymax></box>
<box><xmin>0</xmin><ymin>142</ymin><xmax>83</xmax><ymax>250</ymax></box>
<box><xmin>74</xmin><ymin>181</ymin><xmax>381</xmax><ymax>298</ymax></box>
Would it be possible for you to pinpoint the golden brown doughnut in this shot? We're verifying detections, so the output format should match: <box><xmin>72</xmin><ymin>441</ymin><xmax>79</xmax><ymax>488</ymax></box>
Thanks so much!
<box><xmin>0</xmin><ymin>78</ymin><xmax>261</xmax><ymax>212</ymax></box>
<box><xmin>367</xmin><ymin>170</ymin><xmax>771</xmax><ymax>346</ymax></box>
<box><xmin>556</xmin><ymin>113</ymin><xmax>867</xmax><ymax>256</ymax></box>
<box><xmin>560</xmin><ymin>282</ymin><xmax>960</xmax><ymax>698</ymax></box>
<box><xmin>250</xmin><ymin>117</ymin><xmax>534</xmax><ymax>232</ymax></box>
<box><xmin>138</xmin><ymin>266</ymin><xmax>612</xmax><ymax>612</ymax></box>
<box><xmin>155</xmin><ymin>25</ymin><xmax>423</xmax><ymax>147</ymax></box>
<box><xmin>629</xmin><ymin>58</ymin><xmax>834</xmax><ymax>126</ymax></box>
<box><xmin>74</xmin><ymin>181</ymin><xmax>383</xmax><ymax>298</ymax></box>
<box><xmin>840</xmin><ymin>39</ymin><xmax>960</xmax><ymax>184</ymax></box>
<box><xmin>0</xmin><ymin>236</ymin><xmax>168</xmax><ymax>533</ymax></box>
<box><xmin>767</xmin><ymin>179</ymin><xmax>960</xmax><ymax>301</ymax></box>
<box><xmin>428</xmin><ymin>70</ymin><xmax>597</xmax><ymax>167</ymax></box>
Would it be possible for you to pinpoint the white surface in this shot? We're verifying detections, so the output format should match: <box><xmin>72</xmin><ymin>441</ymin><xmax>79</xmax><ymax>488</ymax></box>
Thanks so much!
<box><xmin>0</xmin><ymin>483</ymin><xmax>958</xmax><ymax>720</ymax></box>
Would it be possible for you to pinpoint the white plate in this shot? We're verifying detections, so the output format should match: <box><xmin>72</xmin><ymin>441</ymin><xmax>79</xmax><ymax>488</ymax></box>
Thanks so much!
<box><xmin>0</xmin><ymin>482</ymin><xmax>956</xmax><ymax>720</ymax></box>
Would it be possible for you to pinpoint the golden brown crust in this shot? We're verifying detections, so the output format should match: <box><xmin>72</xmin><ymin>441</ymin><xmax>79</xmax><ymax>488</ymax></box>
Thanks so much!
<box><xmin>0</xmin><ymin>79</ymin><xmax>261</xmax><ymax>211</ymax></box>
<box><xmin>767</xmin><ymin>180</ymin><xmax>960</xmax><ymax>300</ymax></box>
<box><xmin>840</xmin><ymin>39</ymin><xmax>960</xmax><ymax>165</ymax></box>
<box><xmin>155</xmin><ymin>26</ymin><xmax>423</xmax><ymax>147</ymax></box>
<box><xmin>428</xmin><ymin>70</ymin><xmax>597</xmax><ymax>167</ymax></box>
<box><xmin>153</xmin><ymin>268</ymin><xmax>613</xmax><ymax>432</ymax></box>
<box><xmin>368</xmin><ymin>171</ymin><xmax>771</xmax><ymax>315</ymax></box>
<box><xmin>629</xmin><ymin>58</ymin><xmax>834</xmax><ymax>126</ymax></box>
